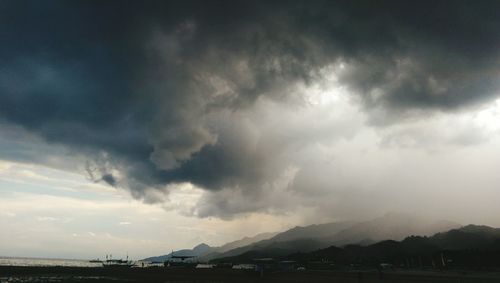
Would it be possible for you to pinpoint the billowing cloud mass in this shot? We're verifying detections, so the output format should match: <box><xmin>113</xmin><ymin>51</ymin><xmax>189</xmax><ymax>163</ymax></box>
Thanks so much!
<box><xmin>1</xmin><ymin>1</ymin><xmax>500</xmax><ymax>220</ymax></box>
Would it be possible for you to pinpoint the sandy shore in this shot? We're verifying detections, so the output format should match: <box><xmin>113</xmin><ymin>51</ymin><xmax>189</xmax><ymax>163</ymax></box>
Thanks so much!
<box><xmin>2</xmin><ymin>266</ymin><xmax>500</xmax><ymax>283</ymax></box>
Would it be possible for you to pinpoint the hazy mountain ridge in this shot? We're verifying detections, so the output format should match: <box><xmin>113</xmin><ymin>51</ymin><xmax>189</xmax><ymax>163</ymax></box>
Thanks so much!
<box><xmin>322</xmin><ymin>213</ymin><xmax>460</xmax><ymax>246</ymax></box>
<box><xmin>143</xmin><ymin>243</ymin><xmax>216</xmax><ymax>262</ymax></box>
<box><xmin>217</xmin><ymin>232</ymin><xmax>278</xmax><ymax>253</ymax></box>
<box><xmin>143</xmin><ymin>213</ymin><xmax>463</xmax><ymax>262</ymax></box>
<box><xmin>213</xmin><ymin>225</ymin><xmax>500</xmax><ymax>266</ymax></box>
<box><xmin>207</xmin><ymin>213</ymin><xmax>460</xmax><ymax>261</ymax></box>
<box><xmin>270</xmin><ymin>221</ymin><xmax>355</xmax><ymax>242</ymax></box>
<box><xmin>142</xmin><ymin>232</ymin><xmax>277</xmax><ymax>262</ymax></box>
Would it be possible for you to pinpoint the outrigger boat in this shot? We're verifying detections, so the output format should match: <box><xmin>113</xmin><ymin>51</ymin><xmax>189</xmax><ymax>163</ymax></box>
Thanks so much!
<box><xmin>102</xmin><ymin>254</ymin><xmax>134</xmax><ymax>268</ymax></box>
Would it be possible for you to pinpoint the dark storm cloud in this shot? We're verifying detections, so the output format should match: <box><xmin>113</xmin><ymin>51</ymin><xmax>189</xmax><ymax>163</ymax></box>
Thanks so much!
<box><xmin>1</xmin><ymin>0</ymin><xmax>499</xmax><ymax>217</ymax></box>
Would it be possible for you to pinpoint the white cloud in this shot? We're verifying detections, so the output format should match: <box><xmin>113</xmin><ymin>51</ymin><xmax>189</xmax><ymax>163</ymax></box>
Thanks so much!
<box><xmin>1</xmin><ymin>211</ymin><xmax>16</xmax><ymax>217</ymax></box>
<box><xmin>36</xmin><ymin>216</ymin><xmax>58</xmax><ymax>222</ymax></box>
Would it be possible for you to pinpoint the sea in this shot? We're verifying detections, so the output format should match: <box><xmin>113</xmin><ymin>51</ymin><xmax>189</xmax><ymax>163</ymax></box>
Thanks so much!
<box><xmin>0</xmin><ymin>257</ymin><xmax>124</xmax><ymax>283</ymax></box>
<box><xmin>0</xmin><ymin>256</ymin><xmax>103</xmax><ymax>267</ymax></box>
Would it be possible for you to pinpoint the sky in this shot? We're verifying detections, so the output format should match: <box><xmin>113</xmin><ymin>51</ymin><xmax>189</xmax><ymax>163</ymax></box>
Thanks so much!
<box><xmin>1</xmin><ymin>0</ymin><xmax>500</xmax><ymax>259</ymax></box>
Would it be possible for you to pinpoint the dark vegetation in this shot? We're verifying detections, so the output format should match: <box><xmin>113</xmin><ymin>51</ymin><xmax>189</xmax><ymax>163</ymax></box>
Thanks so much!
<box><xmin>211</xmin><ymin>225</ymin><xmax>500</xmax><ymax>271</ymax></box>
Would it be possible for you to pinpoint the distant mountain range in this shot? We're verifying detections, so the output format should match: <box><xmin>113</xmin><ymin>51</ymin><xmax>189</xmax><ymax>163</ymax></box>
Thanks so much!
<box><xmin>200</xmin><ymin>213</ymin><xmax>459</xmax><ymax>261</ymax></box>
<box><xmin>320</xmin><ymin>213</ymin><xmax>460</xmax><ymax>246</ymax></box>
<box><xmin>142</xmin><ymin>232</ymin><xmax>277</xmax><ymax>262</ymax></box>
<box><xmin>214</xmin><ymin>224</ymin><xmax>500</xmax><ymax>270</ymax></box>
<box><xmin>217</xmin><ymin>232</ymin><xmax>278</xmax><ymax>253</ymax></box>
<box><xmin>143</xmin><ymin>243</ymin><xmax>214</xmax><ymax>262</ymax></box>
<box><xmin>143</xmin><ymin>213</ymin><xmax>463</xmax><ymax>262</ymax></box>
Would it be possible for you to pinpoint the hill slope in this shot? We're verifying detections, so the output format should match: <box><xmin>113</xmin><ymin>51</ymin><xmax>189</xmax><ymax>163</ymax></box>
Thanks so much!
<box><xmin>215</xmin><ymin>224</ymin><xmax>500</xmax><ymax>269</ymax></box>
<box><xmin>143</xmin><ymin>232</ymin><xmax>277</xmax><ymax>262</ymax></box>
<box><xmin>143</xmin><ymin>243</ymin><xmax>215</xmax><ymax>262</ymax></box>
<box><xmin>209</xmin><ymin>213</ymin><xmax>460</xmax><ymax>261</ymax></box>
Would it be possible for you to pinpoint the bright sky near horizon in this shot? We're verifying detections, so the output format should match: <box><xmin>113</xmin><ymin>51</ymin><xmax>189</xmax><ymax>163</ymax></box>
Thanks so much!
<box><xmin>0</xmin><ymin>160</ymin><xmax>300</xmax><ymax>259</ymax></box>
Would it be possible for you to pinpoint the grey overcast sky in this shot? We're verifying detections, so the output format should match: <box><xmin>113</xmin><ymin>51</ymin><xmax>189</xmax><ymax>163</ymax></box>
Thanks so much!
<box><xmin>1</xmin><ymin>0</ymin><xmax>500</xmax><ymax>259</ymax></box>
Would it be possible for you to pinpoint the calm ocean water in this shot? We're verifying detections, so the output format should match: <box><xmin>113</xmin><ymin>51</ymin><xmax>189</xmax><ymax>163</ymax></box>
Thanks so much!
<box><xmin>0</xmin><ymin>257</ymin><xmax>102</xmax><ymax>267</ymax></box>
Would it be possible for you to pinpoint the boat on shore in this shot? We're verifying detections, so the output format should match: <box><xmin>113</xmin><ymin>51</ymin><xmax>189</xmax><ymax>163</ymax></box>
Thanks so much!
<box><xmin>102</xmin><ymin>259</ymin><xmax>134</xmax><ymax>268</ymax></box>
<box><xmin>101</xmin><ymin>255</ymin><xmax>133</xmax><ymax>268</ymax></box>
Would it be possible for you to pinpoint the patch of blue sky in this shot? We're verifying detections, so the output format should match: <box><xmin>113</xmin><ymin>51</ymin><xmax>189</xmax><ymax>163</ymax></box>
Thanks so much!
<box><xmin>0</xmin><ymin>176</ymin><xmax>111</xmax><ymax>201</ymax></box>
